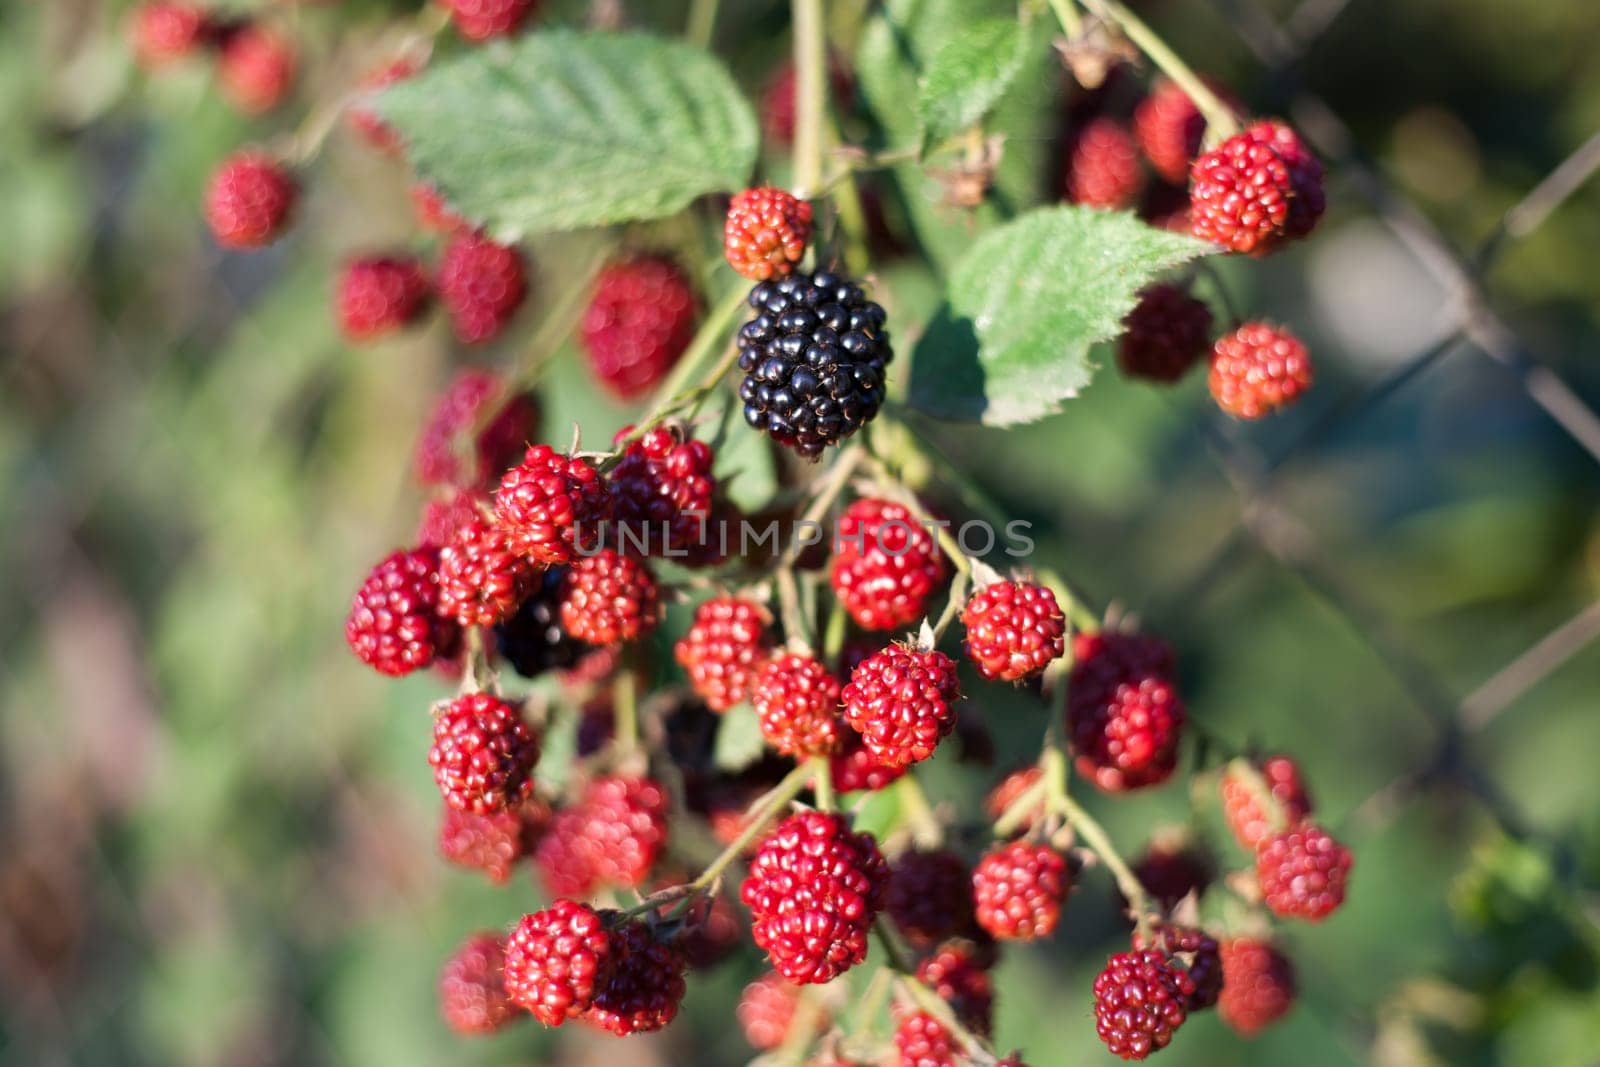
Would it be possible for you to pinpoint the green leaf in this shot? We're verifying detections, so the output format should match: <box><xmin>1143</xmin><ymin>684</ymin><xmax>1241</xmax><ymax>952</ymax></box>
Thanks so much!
<box><xmin>712</xmin><ymin>703</ymin><xmax>767</xmax><ymax>772</ymax></box>
<box><xmin>909</xmin><ymin>206</ymin><xmax>1213</xmax><ymax>425</ymax></box>
<box><xmin>916</xmin><ymin>19</ymin><xmax>1030</xmax><ymax>150</ymax></box>
<box><xmin>375</xmin><ymin>30</ymin><xmax>757</xmax><ymax>239</ymax></box>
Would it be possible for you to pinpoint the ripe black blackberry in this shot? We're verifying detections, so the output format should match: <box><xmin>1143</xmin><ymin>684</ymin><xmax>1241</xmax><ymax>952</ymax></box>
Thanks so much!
<box><xmin>736</xmin><ymin>269</ymin><xmax>892</xmax><ymax>459</ymax></box>
<box><xmin>494</xmin><ymin>568</ymin><xmax>594</xmax><ymax>678</ymax></box>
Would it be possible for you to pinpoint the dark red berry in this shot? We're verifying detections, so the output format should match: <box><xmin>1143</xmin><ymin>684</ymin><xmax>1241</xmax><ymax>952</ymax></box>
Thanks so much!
<box><xmin>831</xmin><ymin>498</ymin><xmax>946</xmax><ymax>632</ymax></box>
<box><xmin>741</xmin><ymin>812</ymin><xmax>889</xmax><ymax>984</ymax></box>
<box><xmin>916</xmin><ymin>942</ymin><xmax>994</xmax><ymax>1033</ymax></box>
<box><xmin>1065</xmin><ymin>118</ymin><xmax>1144</xmax><ymax>210</ymax></box>
<box><xmin>502</xmin><ymin>899</ymin><xmax>614</xmax><ymax>1027</ymax></box>
<box><xmin>493</xmin><ymin>444</ymin><xmax>609</xmax><ymax>565</ymax></box>
<box><xmin>893</xmin><ymin>1010</ymin><xmax>960</xmax><ymax>1067</ymax></box>
<box><xmin>1067</xmin><ymin>630</ymin><xmax>1185</xmax><ymax>793</ymax></box>
<box><xmin>439</xmin><ymin>932</ymin><xmax>517</xmax><ymax>1035</ymax></box>
<box><xmin>961</xmin><ymin>581</ymin><xmax>1066</xmax><ymax>683</ymax></box>
<box><xmin>1218</xmin><ymin>938</ymin><xmax>1296</xmax><ymax>1036</ymax></box>
<box><xmin>438</xmin><ymin>799</ymin><xmax>547</xmax><ymax>883</ymax></box>
<box><xmin>675</xmin><ymin>596</ymin><xmax>774</xmax><ymax>712</ymax></box>
<box><xmin>830</xmin><ymin>727</ymin><xmax>909</xmax><ymax>793</ymax></box>
<box><xmin>1133</xmin><ymin>77</ymin><xmax>1238</xmax><ymax>185</ymax></box>
<box><xmin>335</xmin><ymin>255</ymin><xmax>431</xmax><ymax>341</ymax></box>
<box><xmin>583</xmin><ymin>919</ymin><xmax>687</xmax><ymax>1035</ymax></box>
<box><xmin>1255</xmin><ymin>824</ymin><xmax>1352</xmax><ymax>921</ymax></box>
<box><xmin>754</xmin><ymin>653</ymin><xmax>845</xmax><ymax>757</ymax></box>
<box><xmin>842</xmin><ymin>645</ymin><xmax>961</xmax><ymax>768</ymax></box>
<box><xmin>439</xmin><ymin>231</ymin><xmax>527</xmax><ymax>344</ymax></box>
<box><xmin>204</xmin><ymin>152</ymin><xmax>296</xmax><ymax>249</ymax></box>
<box><xmin>725</xmin><ymin>187</ymin><xmax>814</xmax><ymax>281</ymax></box>
<box><xmin>217</xmin><ymin>24</ymin><xmax>296</xmax><ymax>114</ymax></box>
<box><xmin>972</xmin><ymin>841</ymin><xmax>1070</xmax><ymax>941</ymax></box>
<box><xmin>1208</xmin><ymin>321</ymin><xmax>1313</xmax><ymax>419</ymax></box>
<box><xmin>1190</xmin><ymin>120</ymin><xmax>1324</xmax><ymax>255</ymax></box>
<box><xmin>607</xmin><ymin>424</ymin><xmax>717</xmax><ymax>560</ymax></box>
<box><xmin>1092</xmin><ymin>949</ymin><xmax>1195</xmax><ymax>1060</ymax></box>
<box><xmin>414</xmin><ymin>369</ymin><xmax>540</xmax><ymax>492</ymax></box>
<box><xmin>1221</xmin><ymin>755</ymin><xmax>1313</xmax><ymax>851</ymax></box>
<box><xmin>1131</xmin><ymin>840</ymin><xmax>1213</xmax><ymax>913</ymax></box>
<box><xmin>579</xmin><ymin>257</ymin><xmax>698</xmax><ymax>399</ymax></box>
<box><xmin>558</xmin><ymin>549</ymin><xmax>660</xmax><ymax>645</ymax></box>
<box><xmin>130</xmin><ymin>2</ymin><xmax>208</xmax><ymax>66</ymax></box>
<box><xmin>1135</xmin><ymin>924</ymin><xmax>1222</xmax><ymax>1012</ymax></box>
<box><xmin>428</xmin><ymin>693</ymin><xmax>540</xmax><ymax>815</ymax></box>
<box><xmin>885</xmin><ymin>849</ymin><xmax>976</xmax><ymax>949</ymax></box>
<box><xmin>1118</xmin><ymin>284</ymin><xmax>1213</xmax><ymax>384</ymax></box>
<box><xmin>344</xmin><ymin>546</ymin><xmax>457</xmax><ymax>676</ymax></box>
<box><xmin>442</xmin><ymin>0</ymin><xmax>537</xmax><ymax>41</ymax></box>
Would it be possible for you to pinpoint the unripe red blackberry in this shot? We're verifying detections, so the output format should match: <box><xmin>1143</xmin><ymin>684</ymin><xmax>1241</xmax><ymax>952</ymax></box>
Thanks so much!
<box><xmin>579</xmin><ymin>256</ymin><xmax>698</xmax><ymax>400</ymax></box>
<box><xmin>675</xmin><ymin>596</ymin><xmax>774</xmax><ymax>712</ymax></box>
<box><xmin>1135</xmin><ymin>924</ymin><xmax>1222</xmax><ymax>1012</ymax></box>
<box><xmin>737</xmin><ymin>271</ymin><xmax>893</xmax><ymax>459</ymax></box>
<box><xmin>1208</xmin><ymin>322</ymin><xmax>1313</xmax><ymax>419</ymax></box>
<box><xmin>532</xmin><ymin>805</ymin><xmax>595</xmax><ymax>898</ymax></box>
<box><xmin>217</xmin><ymin>24</ymin><xmax>297</xmax><ymax>114</ymax></box>
<box><xmin>1221</xmin><ymin>755</ymin><xmax>1312</xmax><ymax>851</ymax></box>
<box><xmin>428</xmin><ymin>693</ymin><xmax>540</xmax><ymax>815</ymax></box>
<box><xmin>204</xmin><ymin>152</ymin><xmax>296</xmax><ymax>249</ymax></box>
<box><xmin>894</xmin><ymin>1010</ymin><xmax>960</xmax><ymax>1067</ymax></box>
<box><xmin>1067</xmin><ymin>630</ymin><xmax>1185</xmax><ymax>793</ymax></box>
<box><xmin>742</xmin><ymin>812</ymin><xmax>889</xmax><ymax>984</ymax></box>
<box><xmin>558</xmin><ymin>549</ymin><xmax>660</xmax><ymax>645</ymax></box>
<box><xmin>753</xmin><ymin>653</ymin><xmax>845</xmax><ymax>757</ymax></box>
<box><xmin>344</xmin><ymin>546</ymin><xmax>456</xmax><ymax>676</ymax></box>
<box><xmin>1218</xmin><ymin>938</ymin><xmax>1296</xmax><ymax>1036</ymax></box>
<box><xmin>725</xmin><ymin>187</ymin><xmax>814</xmax><ymax>281</ymax></box>
<box><xmin>335</xmin><ymin>255</ymin><xmax>432</xmax><ymax>342</ymax></box>
<box><xmin>438</xmin><ymin>799</ymin><xmax>547</xmax><ymax>883</ymax></box>
<box><xmin>1133</xmin><ymin>77</ymin><xmax>1239</xmax><ymax>184</ymax></box>
<box><xmin>1131</xmin><ymin>840</ymin><xmax>1213</xmax><ymax>913</ymax></box>
<box><xmin>885</xmin><ymin>849</ymin><xmax>976</xmax><ymax>949</ymax></box>
<box><xmin>1256</xmin><ymin>824</ymin><xmax>1352</xmax><ymax>921</ymax></box>
<box><xmin>737</xmin><ymin>971</ymin><xmax>807</xmax><ymax>1050</ymax></box>
<box><xmin>493</xmin><ymin>444</ymin><xmax>608</xmax><ymax>565</ymax></box>
<box><xmin>916</xmin><ymin>942</ymin><xmax>994</xmax><ymax>1033</ymax></box>
<box><xmin>439</xmin><ymin>932</ymin><xmax>517</xmax><ymax>1035</ymax></box>
<box><xmin>960</xmin><ymin>581</ymin><xmax>1065</xmax><ymax>682</ymax></box>
<box><xmin>842</xmin><ymin>645</ymin><xmax>961</xmax><ymax>768</ymax></box>
<box><xmin>412</xmin><ymin>183</ymin><xmax>468</xmax><ymax>233</ymax></box>
<box><xmin>831</xmin><ymin>498</ymin><xmax>945</xmax><ymax>632</ymax></box>
<box><xmin>830</xmin><ymin>728</ymin><xmax>909</xmax><ymax>793</ymax></box>
<box><xmin>437</xmin><ymin>513</ymin><xmax>539</xmax><ymax>627</ymax></box>
<box><xmin>581</xmin><ymin>919</ymin><xmax>687</xmax><ymax>1035</ymax></box>
<box><xmin>1190</xmin><ymin>120</ymin><xmax>1324</xmax><ymax>255</ymax></box>
<box><xmin>495</xmin><ymin>567</ymin><xmax>595</xmax><ymax>679</ymax></box>
<box><xmin>414</xmin><ymin>369</ymin><xmax>540</xmax><ymax>492</ymax></box>
<box><xmin>1092</xmin><ymin>949</ymin><xmax>1195</xmax><ymax>1060</ymax></box>
<box><xmin>985</xmin><ymin>765</ymin><xmax>1045</xmax><ymax>833</ymax></box>
<box><xmin>1064</xmin><ymin>118</ymin><xmax>1144</xmax><ymax>210</ymax></box>
<box><xmin>443</xmin><ymin>0</ymin><xmax>537</xmax><ymax>41</ymax></box>
<box><xmin>761</xmin><ymin>59</ymin><xmax>856</xmax><ymax>144</ymax></box>
<box><xmin>129</xmin><ymin>2</ymin><xmax>208</xmax><ymax>67</ymax></box>
<box><xmin>1117</xmin><ymin>284</ymin><xmax>1213</xmax><ymax>384</ymax></box>
<box><xmin>439</xmin><ymin>231</ymin><xmax>528</xmax><ymax>344</ymax></box>
<box><xmin>347</xmin><ymin>58</ymin><xmax>418</xmax><ymax>153</ymax></box>
<box><xmin>607</xmin><ymin>424</ymin><xmax>716</xmax><ymax>560</ymax></box>
<box><xmin>973</xmin><ymin>841</ymin><xmax>1069</xmax><ymax>941</ymax></box>
<box><xmin>574</xmin><ymin>775</ymin><xmax>670</xmax><ymax>890</ymax></box>
<box><xmin>503</xmin><ymin>900</ymin><xmax>614</xmax><ymax>1027</ymax></box>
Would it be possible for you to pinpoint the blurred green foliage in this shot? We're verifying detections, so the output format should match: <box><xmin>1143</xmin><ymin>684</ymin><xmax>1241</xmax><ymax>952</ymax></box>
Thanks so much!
<box><xmin>2</xmin><ymin>0</ymin><xmax>1599</xmax><ymax>1065</ymax></box>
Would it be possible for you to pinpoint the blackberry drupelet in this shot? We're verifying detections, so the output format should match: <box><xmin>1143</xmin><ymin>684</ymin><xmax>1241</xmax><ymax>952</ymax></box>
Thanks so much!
<box><xmin>736</xmin><ymin>270</ymin><xmax>892</xmax><ymax>459</ymax></box>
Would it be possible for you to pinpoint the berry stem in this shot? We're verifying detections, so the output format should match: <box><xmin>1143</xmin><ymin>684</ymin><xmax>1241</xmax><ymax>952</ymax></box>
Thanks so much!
<box><xmin>1046</xmin><ymin>0</ymin><xmax>1084</xmax><ymax>38</ymax></box>
<box><xmin>611</xmin><ymin>283</ymin><xmax>747</xmax><ymax>455</ymax></box>
<box><xmin>690</xmin><ymin>760</ymin><xmax>815</xmax><ymax>891</ymax></box>
<box><xmin>791</xmin><ymin>0</ymin><xmax>828</xmax><ymax>198</ymax></box>
<box><xmin>613</xmin><ymin>667</ymin><xmax>640</xmax><ymax>755</ymax></box>
<box><xmin>930</xmin><ymin>565</ymin><xmax>969</xmax><ymax>643</ymax></box>
<box><xmin>896</xmin><ymin>774</ymin><xmax>944</xmax><ymax>847</ymax></box>
<box><xmin>809</xmin><ymin>754</ymin><xmax>837</xmax><ymax>812</ymax></box>
<box><xmin>991</xmin><ymin>777</ymin><xmax>1049</xmax><ymax>838</ymax></box>
<box><xmin>776</xmin><ymin>986</ymin><xmax>827</xmax><ymax>1063</ymax></box>
<box><xmin>686</xmin><ymin>0</ymin><xmax>719</xmax><ymax>48</ymax></box>
<box><xmin>776</xmin><ymin>565</ymin><xmax>812</xmax><ymax>652</ymax></box>
<box><xmin>1075</xmin><ymin>0</ymin><xmax>1240</xmax><ymax>144</ymax></box>
<box><xmin>778</xmin><ymin>443</ymin><xmax>865</xmax><ymax>569</ymax></box>
<box><xmin>1044</xmin><ymin>747</ymin><xmax>1157</xmax><ymax>936</ymax></box>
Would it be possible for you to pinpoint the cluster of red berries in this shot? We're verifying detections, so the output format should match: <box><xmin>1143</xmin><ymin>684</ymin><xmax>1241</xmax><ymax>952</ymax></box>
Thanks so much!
<box><xmin>131</xmin><ymin>3</ymin><xmax>298</xmax><ymax>113</ymax></box>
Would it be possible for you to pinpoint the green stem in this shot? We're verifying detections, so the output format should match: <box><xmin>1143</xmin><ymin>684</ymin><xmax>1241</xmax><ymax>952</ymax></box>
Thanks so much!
<box><xmin>613</xmin><ymin>668</ymin><xmax>639</xmax><ymax>754</ymax></box>
<box><xmin>690</xmin><ymin>760</ymin><xmax>815</xmax><ymax>891</ymax></box>
<box><xmin>1046</xmin><ymin>0</ymin><xmax>1083</xmax><ymax>37</ymax></box>
<box><xmin>991</xmin><ymin>776</ymin><xmax>1048</xmax><ymax>838</ymax></box>
<box><xmin>930</xmin><ymin>566</ymin><xmax>969</xmax><ymax>644</ymax></box>
<box><xmin>686</xmin><ymin>0</ymin><xmax>719</xmax><ymax>48</ymax></box>
<box><xmin>611</xmin><ymin>284</ymin><xmax>747</xmax><ymax>453</ymax></box>
<box><xmin>779</xmin><ymin>443</ymin><xmax>864</xmax><ymax>569</ymax></box>
<box><xmin>792</xmin><ymin>0</ymin><xmax>827</xmax><ymax>197</ymax></box>
<box><xmin>516</xmin><ymin>238</ymin><xmax>616</xmax><ymax>386</ymax></box>
<box><xmin>897</xmin><ymin>774</ymin><xmax>943</xmax><ymax>847</ymax></box>
<box><xmin>822</xmin><ymin>600</ymin><xmax>848</xmax><ymax>664</ymax></box>
<box><xmin>776</xmin><ymin>566</ymin><xmax>811</xmax><ymax>651</ymax></box>
<box><xmin>1050</xmin><ymin>756</ymin><xmax>1155</xmax><ymax>936</ymax></box>
<box><xmin>1078</xmin><ymin>0</ymin><xmax>1239</xmax><ymax>143</ymax></box>
<box><xmin>810</xmin><ymin>754</ymin><xmax>836</xmax><ymax>812</ymax></box>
